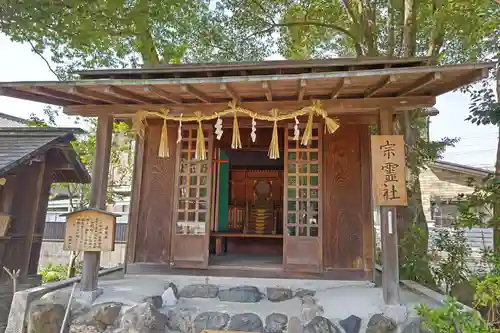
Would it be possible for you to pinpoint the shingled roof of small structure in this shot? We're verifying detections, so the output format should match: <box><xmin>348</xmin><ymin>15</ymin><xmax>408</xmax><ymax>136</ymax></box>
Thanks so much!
<box><xmin>0</xmin><ymin>127</ymin><xmax>91</xmax><ymax>183</ymax></box>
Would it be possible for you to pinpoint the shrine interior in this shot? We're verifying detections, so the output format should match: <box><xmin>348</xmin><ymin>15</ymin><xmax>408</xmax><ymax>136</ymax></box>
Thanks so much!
<box><xmin>209</xmin><ymin>127</ymin><xmax>284</xmax><ymax>267</ymax></box>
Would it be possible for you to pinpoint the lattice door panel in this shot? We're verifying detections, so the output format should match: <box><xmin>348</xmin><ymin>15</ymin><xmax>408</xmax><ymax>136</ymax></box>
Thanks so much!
<box><xmin>283</xmin><ymin>123</ymin><xmax>322</xmax><ymax>272</ymax></box>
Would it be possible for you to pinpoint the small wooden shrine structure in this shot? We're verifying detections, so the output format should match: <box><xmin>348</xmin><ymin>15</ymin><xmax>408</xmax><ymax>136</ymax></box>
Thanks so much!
<box><xmin>0</xmin><ymin>127</ymin><xmax>90</xmax><ymax>281</ymax></box>
<box><xmin>0</xmin><ymin>57</ymin><xmax>494</xmax><ymax>304</ymax></box>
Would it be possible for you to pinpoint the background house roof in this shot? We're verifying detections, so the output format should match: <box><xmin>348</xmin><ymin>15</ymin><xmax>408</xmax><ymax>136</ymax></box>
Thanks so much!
<box><xmin>0</xmin><ymin>127</ymin><xmax>90</xmax><ymax>183</ymax></box>
<box><xmin>0</xmin><ymin>111</ymin><xmax>28</xmax><ymax>127</ymax></box>
<box><xmin>431</xmin><ymin>160</ymin><xmax>492</xmax><ymax>178</ymax></box>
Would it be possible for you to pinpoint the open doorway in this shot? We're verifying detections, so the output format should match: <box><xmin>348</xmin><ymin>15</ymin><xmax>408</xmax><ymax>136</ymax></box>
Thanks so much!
<box><xmin>209</xmin><ymin>127</ymin><xmax>284</xmax><ymax>267</ymax></box>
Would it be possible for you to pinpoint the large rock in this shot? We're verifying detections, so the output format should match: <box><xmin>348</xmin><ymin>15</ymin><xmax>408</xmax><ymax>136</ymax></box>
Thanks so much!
<box><xmin>73</xmin><ymin>302</ymin><xmax>123</xmax><ymax>330</ymax></box>
<box><xmin>194</xmin><ymin>311</ymin><xmax>230</xmax><ymax>333</ymax></box>
<box><xmin>450</xmin><ymin>280</ymin><xmax>475</xmax><ymax>307</ymax></box>
<box><xmin>267</xmin><ymin>288</ymin><xmax>293</xmax><ymax>302</ymax></box>
<box><xmin>300</xmin><ymin>297</ymin><xmax>324</xmax><ymax>323</ymax></box>
<box><xmin>40</xmin><ymin>289</ymin><xmax>91</xmax><ymax>320</ymax></box>
<box><xmin>228</xmin><ymin>313</ymin><xmax>263</xmax><ymax>332</ymax></box>
<box><xmin>179</xmin><ymin>284</ymin><xmax>219</xmax><ymax>298</ymax></box>
<box><xmin>288</xmin><ymin>316</ymin><xmax>303</xmax><ymax>333</ymax></box>
<box><xmin>303</xmin><ymin>316</ymin><xmax>341</xmax><ymax>333</ymax></box>
<box><xmin>294</xmin><ymin>289</ymin><xmax>316</xmax><ymax>298</ymax></box>
<box><xmin>27</xmin><ymin>301</ymin><xmax>65</xmax><ymax>333</ymax></box>
<box><xmin>167</xmin><ymin>307</ymin><xmax>198</xmax><ymax>332</ymax></box>
<box><xmin>120</xmin><ymin>302</ymin><xmax>168</xmax><ymax>333</ymax></box>
<box><xmin>218</xmin><ymin>286</ymin><xmax>262</xmax><ymax>303</ymax></box>
<box><xmin>366</xmin><ymin>314</ymin><xmax>397</xmax><ymax>333</ymax></box>
<box><xmin>143</xmin><ymin>295</ymin><xmax>163</xmax><ymax>309</ymax></box>
<box><xmin>165</xmin><ymin>282</ymin><xmax>179</xmax><ymax>298</ymax></box>
<box><xmin>265</xmin><ymin>313</ymin><xmax>288</xmax><ymax>333</ymax></box>
<box><xmin>339</xmin><ymin>315</ymin><xmax>361</xmax><ymax>333</ymax></box>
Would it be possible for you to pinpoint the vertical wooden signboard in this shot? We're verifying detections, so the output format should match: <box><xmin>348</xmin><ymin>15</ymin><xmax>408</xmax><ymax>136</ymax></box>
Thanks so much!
<box><xmin>371</xmin><ymin>135</ymin><xmax>407</xmax><ymax>206</ymax></box>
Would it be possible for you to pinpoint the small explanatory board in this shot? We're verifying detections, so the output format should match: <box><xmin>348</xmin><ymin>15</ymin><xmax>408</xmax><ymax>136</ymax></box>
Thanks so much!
<box><xmin>371</xmin><ymin>135</ymin><xmax>408</xmax><ymax>206</ymax></box>
<box><xmin>62</xmin><ymin>209</ymin><xmax>120</xmax><ymax>252</ymax></box>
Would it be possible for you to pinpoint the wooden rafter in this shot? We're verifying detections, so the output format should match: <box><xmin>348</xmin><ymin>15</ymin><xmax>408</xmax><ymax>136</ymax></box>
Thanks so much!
<box><xmin>397</xmin><ymin>72</ymin><xmax>441</xmax><ymax>96</ymax></box>
<box><xmin>144</xmin><ymin>85</ymin><xmax>182</xmax><ymax>104</ymax></box>
<box><xmin>262</xmin><ymin>82</ymin><xmax>273</xmax><ymax>101</ymax></box>
<box><xmin>182</xmin><ymin>84</ymin><xmax>212</xmax><ymax>103</ymax></box>
<box><xmin>69</xmin><ymin>86</ymin><xmax>129</xmax><ymax>104</ymax></box>
<box><xmin>298</xmin><ymin>79</ymin><xmax>307</xmax><ymax>101</ymax></box>
<box><xmin>364</xmin><ymin>75</ymin><xmax>397</xmax><ymax>98</ymax></box>
<box><xmin>220</xmin><ymin>83</ymin><xmax>240</xmax><ymax>104</ymax></box>
<box><xmin>105</xmin><ymin>85</ymin><xmax>156</xmax><ymax>104</ymax></box>
<box><xmin>0</xmin><ymin>87</ymin><xmax>69</xmax><ymax>106</ymax></box>
<box><xmin>32</xmin><ymin>86</ymin><xmax>102</xmax><ymax>105</ymax></box>
<box><xmin>330</xmin><ymin>78</ymin><xmax>345</xmax><ymax>99</ymax></box>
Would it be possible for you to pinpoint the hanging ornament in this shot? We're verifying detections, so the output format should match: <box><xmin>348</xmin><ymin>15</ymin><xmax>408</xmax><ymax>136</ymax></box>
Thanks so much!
<box><xmin>194</xmin><ymin>111</ymin><xmax>207</xmax><ymax>160</ymax></box>
<box><xmin>215</xmin><ymin>114</ymin><xmax>223</xmax><ymax>140</ymax></box>
<box><xmin>293</xmin><ymin>116</ymin><xmax>300</xmax><ymax>141</ymax></box>
<box><xmin>176</xmin><ymin>113</ymin><xmax>183</xmax><ymax>144</ymax></box>
<box><xmin>301</xmin><ymin>109</ymin><xmax>314</xmax><ymax>147</ymax></box>
<box><xmin>158</xmin><ymin>117</ymin><xmax>170</xmax><ymax>158</ymax></box>
<box><xmin>268</xmin><ymin>109</ymin><xmax>280</xmax><ymax>159</ymax></box>
<box><xmin>231</xmin><ymin>112</ymin><xmax>242</xmax><ymax>149</ymax></box>
<box><xmin>251</xmin><ymin>117</ymin><xmax>257</xmax><ymax>143</ymax></box>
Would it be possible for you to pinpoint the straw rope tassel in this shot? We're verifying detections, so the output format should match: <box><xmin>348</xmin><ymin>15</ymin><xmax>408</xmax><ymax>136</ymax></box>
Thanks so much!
<box><xmin>301</xmin><ymin>109</ymin><xmax>314</xmax><ymax>146</ymax></box>
<box><xmin>195</xmin><ymin>111</ymin><xmax>207</xmax><ymax>160</ymax></box>
<box><xmin>231</xmin><ymin>112</ymin><xmax>242</xmax><ymax>149</ymax></box>
<box><xmin>158</xmin><ymin>118</ymin><xmax>170</xmax><ymax>158</ymax></box>
<box><xmin>268</xmin><ymin>109</ymin><xmax>280</xmax><ymax>159</ymax></box>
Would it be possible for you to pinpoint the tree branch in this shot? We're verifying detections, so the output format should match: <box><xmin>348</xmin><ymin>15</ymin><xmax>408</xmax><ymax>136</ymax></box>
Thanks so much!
<box><xmin>26</xmin><ymin>39</ymin><xmax>63</xmax><ymax>81</ymax></box>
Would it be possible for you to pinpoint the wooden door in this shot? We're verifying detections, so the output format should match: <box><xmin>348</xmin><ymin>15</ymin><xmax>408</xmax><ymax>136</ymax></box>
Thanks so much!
<box><xmin>170</xmin><ymin>126</ymin><xmax>213</xmax><ymax>268</ymax></box>
<box><xmin>283</xmin><ymin>123</ymin><xmax>322</xmax><ymax>272</ymax></box>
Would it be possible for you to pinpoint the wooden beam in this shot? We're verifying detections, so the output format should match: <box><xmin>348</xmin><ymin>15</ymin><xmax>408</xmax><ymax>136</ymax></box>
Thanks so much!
<box><xmin>330</xmin><ymin>78</ymin><xmax>345</xmax><ymax>99</ymax></box>
<box><xmin>144</xmin><ymin>85</ymin><xmax>182</xmax><ymax>104</ymax></box>
<box><xmin>262</xmin><ymin>81</ymin><xmax>273</xmax><ymax>101</ymax></box>
<box><xmin>70</xmin><ymin>86</ymin><xmax>129</xmax><ymax>104</ymax></box>
<box><xmin>364</xmin><ymin>75</ymin><xmax>397</xmax><ymax>98</ymax></box>
<box><xmin>106</xmin><ymin>85</ymin><xmax>156</xmax><ymax>103</ymax></box>
<box><xmin>398</xmin><ymin>72</ymin><xmax>441</xmax><ymax>96</ymax></box>
<box><xmin>0</xmin><ymin>87</ymin><xmax>69</xmax><ymax>106</ymax></box>
<box><xmin>378</xmin><ymin>109</ymin><xmax>400</xmax><ymax>306</ymax></box>
<box><xmin>182</xmin><ymin>84</ymin><xmax>212</xmax><ymax>103</ymax></box>
<box><xmin>298</xmin><ymin>79</ymin><xmax>307</xmax><ymax>101</ymax></box>
<box><xmin>64</xmin><ymin>96</ymin><xmax>437</xmax><ymax>117</ymax></box>
<box><xmin>81</xmin><ymin>114</ymin><xmax>113</xmax><ymax>295</ymax></box>
<box><xmin>220</xmin><ymin>83</ymin><xmax>240</xmax><ymax>104</ymax></box>
<box><xmin>32</xmin><ymin>86</ymin><xmax>103</xmax><ymax>105</ymax></box>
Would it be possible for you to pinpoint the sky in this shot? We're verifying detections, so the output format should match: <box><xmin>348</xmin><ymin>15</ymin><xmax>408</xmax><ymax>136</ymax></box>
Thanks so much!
<box><xmin>0</xmin><ymin>33</ymin><xmax>497</xmax><ymax>169</ymax></box>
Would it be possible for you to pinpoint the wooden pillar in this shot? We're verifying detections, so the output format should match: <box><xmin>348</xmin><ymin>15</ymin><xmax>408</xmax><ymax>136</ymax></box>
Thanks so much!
<box><xmin>124</xmin><ymin>134</ymin><xmax>145</xmax><ymax>270</ymax></box>
<box><xmin>81</xmin><ymin>114</ymin><xmax>113</xmax><ymax>292</ymax></box>
<box><xmin>28</xmin><ymin>165</ymin><xmax>54</xmax><ymax>275</ymax></box>
<box><xmin>379</xmin><ymin>109</ymin><xmax>400</xmax><ymax>305</ymax></box>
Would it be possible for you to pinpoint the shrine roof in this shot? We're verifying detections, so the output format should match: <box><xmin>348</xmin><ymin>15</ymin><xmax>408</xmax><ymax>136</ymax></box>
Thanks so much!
<box><xmin>0</xmin><ymin>57</ymin><xmax>495</xmax><ymax>118</ymax></box>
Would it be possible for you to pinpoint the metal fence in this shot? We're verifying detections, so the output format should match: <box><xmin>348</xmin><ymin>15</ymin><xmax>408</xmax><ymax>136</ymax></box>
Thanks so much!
<box><xmin>43</xmin><ymin>222</ymin><xmax>128</xmax><ymax>243</ymax></box>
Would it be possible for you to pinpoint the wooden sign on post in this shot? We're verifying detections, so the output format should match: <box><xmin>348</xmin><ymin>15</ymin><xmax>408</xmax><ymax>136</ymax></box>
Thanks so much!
<box><xmin>371</xmin><ymin>135</ymin><xmax>408</xmax><ymax>206</ymax></box>
<box><xmin>62</xmin><ymin>209</ymin><xmax>120</xmax><ymax>252</ymax></box>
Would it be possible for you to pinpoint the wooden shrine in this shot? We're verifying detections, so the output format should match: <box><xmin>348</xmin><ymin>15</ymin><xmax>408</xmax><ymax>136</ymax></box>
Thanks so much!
<box><xmin>0</xmin><ymin>57</ymin><xmax>494</xmax><ymax>304</ymax></box>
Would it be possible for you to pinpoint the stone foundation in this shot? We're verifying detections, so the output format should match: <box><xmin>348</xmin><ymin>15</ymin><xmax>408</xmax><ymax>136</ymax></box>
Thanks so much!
<box><xmin>24</xmin><ymin>277</ymin><xmax>434</xmax><ymax>333</ymax></box>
